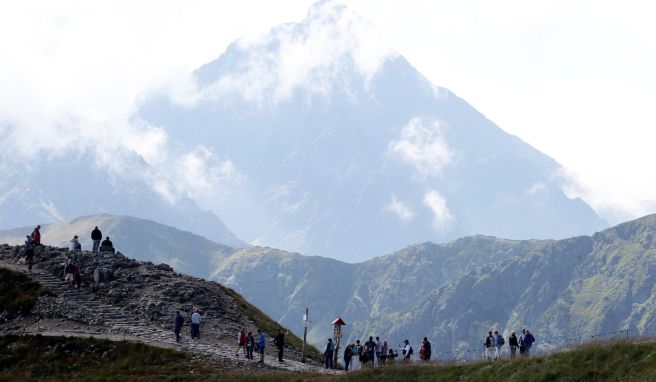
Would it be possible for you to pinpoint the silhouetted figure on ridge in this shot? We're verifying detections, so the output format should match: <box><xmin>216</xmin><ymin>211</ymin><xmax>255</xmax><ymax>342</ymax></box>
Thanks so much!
<box><xmin>100</xmin><ymin>236</ymin><xmax>115</xmax><ymax>253</ymax></box>
<box><xmin>91</xmin><ymin>226</ymin><xmax>102</xmax><ymax>252</ymax></box>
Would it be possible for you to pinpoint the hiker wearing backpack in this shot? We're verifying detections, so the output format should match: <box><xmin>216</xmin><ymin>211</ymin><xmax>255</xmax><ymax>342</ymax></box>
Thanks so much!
<box><xmin>523</xmin><ymin>329</ymin><xmax>536</xmax><ymax>356</ymax></box>
<box><xmin>23</xmin><ymin>235</ymin><xmax>35</xmax><ymax>271</ymax></box>
<box><xmin>420</xmin><ymin>337</ymin><xmax>431</xmax><ymax>361</ymax></box>
<box><xmin>324</xmin><ymin>338</ymin><xmax>335</xmax><ymax>369</ymax></box>
<box><xmin>375</xmin><ymin>336</ymin><xmax>383</xmax><ymax>367</ymax></box>
<box><xmin>31</xmin><ymin>226</ymin><xmax>41</xmax><ymax>245</ymax></box>
<box><xmin>519</xmin><ymin>329</ymin><xmax>527</xmax><ymax>356</ymax></box>
<box><xmin>352</xmin><ymin>340</ymin><xmax>363</xmax><ymax>370</ymax></box>
<box><xmin>509</xmin><ymin>331</ymin><xmax>519</xmax><ymax>359</ymax></box>
<box><xmin>402</xmin><ymin>339</ymin><xmax>413</xmax><ymax>361</ymax></box>
<box><xmin>484</xmin><ymin>331</ymin><xmax>493</xmax><ymax>360</ymax></box>
<box><xmin>364</xmin><ymin>336</ymin><xmax>376</xmax><ymax>367</ymax></box>
<box><xmin>494</xmin><ymin>330</ymin><xmax>504</xmax><ymax>360</ymax></box>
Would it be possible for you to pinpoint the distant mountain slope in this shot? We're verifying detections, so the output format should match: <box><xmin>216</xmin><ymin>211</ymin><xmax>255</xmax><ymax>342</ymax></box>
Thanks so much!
<box><xmin>0</xmin><ymin>149</ymin><xmax>245</xmax><ymax>248</ymax></box>
<box><xmin>212</xmin><ymin>236</ymin><xmax>547</xmax><ymax>345</ymax></box>
<box><xmin>370</xmin><ymin>214</ymin><xmax>656</xmax><ymax>354</ymax></box>
<box><xmin>0</xmin><ymin>214</ymin><xmax>234</xmax><ymax>278</ymax></box>
<box><xmin>135</xmin><ymin>0</ymin><xmax>605</xmax><ymax>261</ymax></box>
<box><xmin>213</xmin><ymin>215</ymin><xmax>656</xmax><ymax>353</ymax></box>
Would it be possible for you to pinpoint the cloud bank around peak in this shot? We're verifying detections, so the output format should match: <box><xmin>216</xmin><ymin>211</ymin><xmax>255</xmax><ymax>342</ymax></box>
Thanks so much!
<box><xmin>191</xmin><ymin>0</ymin><xmax>396</xmax><ymax>105</ymax></box>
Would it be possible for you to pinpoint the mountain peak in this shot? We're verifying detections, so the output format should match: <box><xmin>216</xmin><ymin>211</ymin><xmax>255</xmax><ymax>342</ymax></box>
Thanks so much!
<box><xmin>193</xmin><ymin>0</ymin><xmax>394</xmax><ymax>103</ymax></box>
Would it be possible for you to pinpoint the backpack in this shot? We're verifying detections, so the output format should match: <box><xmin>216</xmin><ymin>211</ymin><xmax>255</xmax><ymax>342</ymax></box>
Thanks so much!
<box><xmin>498</xmin><ymin>336</ymin><xmax>505</xmax><ymax>346</ymax></box>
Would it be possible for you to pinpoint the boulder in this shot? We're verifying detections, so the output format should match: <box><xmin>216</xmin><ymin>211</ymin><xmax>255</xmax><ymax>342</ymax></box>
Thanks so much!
<box><xmin>156</xmin><ymin>263</ymin><xmax>174</xmax><ymax>272</ymax></box>
<box><xmin>93</xmin><ymin>268</ymin><xmax>114</xmax><ymax>283</ymax></box>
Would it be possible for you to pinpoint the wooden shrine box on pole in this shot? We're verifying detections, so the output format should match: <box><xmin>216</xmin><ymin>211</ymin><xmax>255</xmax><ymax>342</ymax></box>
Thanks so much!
<box><xmin>332</xmin><ymin>317</ymin><xmax>346</xmax><ymax>367</ymax></box>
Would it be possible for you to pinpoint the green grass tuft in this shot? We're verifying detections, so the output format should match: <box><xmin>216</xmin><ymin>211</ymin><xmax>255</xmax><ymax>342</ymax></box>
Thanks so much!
<box><xmin>0</xmin><ymin>268</ymin><xmax>52</xmax><ymax>319</ymax></box>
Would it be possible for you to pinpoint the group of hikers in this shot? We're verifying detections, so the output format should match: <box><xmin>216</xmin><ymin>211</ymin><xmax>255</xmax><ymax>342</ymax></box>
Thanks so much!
<box><xmin>324</xmin><ymin>336</ymin><xmax>431</xmax><ymax>371</ymax></box>
<box><xmin>234</xmin><ymin>327</ymin><xmax>289</xmax><ymax>364</ymax></box>
<box><xmin>174</xmin><ymin>309</ymin><xmax>202</xmax><ymax>342</ymax></box>
<box><xmin>484</xmin><ymin>329</ymin><xmax>536</xmax><ymax>360</ymax></box>
<box><xmin>20</xmin><ymin>225</ymin><xmax>116</xmax><ymax>288</ymax></box>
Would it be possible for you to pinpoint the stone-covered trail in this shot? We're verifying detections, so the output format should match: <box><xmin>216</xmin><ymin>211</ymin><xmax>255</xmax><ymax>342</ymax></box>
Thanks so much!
<box><xmin>0</xmin><ymin>243</ymin><xmax>335</xmax><ymax>375</ymax></box>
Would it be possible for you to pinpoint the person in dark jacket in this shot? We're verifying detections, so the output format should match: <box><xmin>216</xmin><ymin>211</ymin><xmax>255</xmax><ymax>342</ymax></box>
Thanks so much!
<box><xmin>274</xmin><ymin>329</ymin><xmax>286</xmax><ymax>362</ymax></box>
<box><xmin>523</xmin><ymin>329</ymin><xmax>536</xmax><ymax>356</ymax></box>
<box><xmin>174</xmin><ymin>311</ymin><xmax>184</xmax><ymax>342</ymax></box>
<box><xmin>509</xmin><ymin>331</ymin><xmax>519</xmax><ymax>359</ymax></box>
<box><xmin>343</xmin><ymin>344</ymin><xmax>352</xmax><ymax>371</ymax></box>
<box><xmin>324</xmin><ymin>338</ymin><xmax>335</xmax><ymax>369</ymax></box>
<box><xmin>246</xmin><ymin>331</ymin><xmax>255</xmax><ymax>360</ymax></box>
<box><xmin>24</xmin><ymin>235</ymin><xmax>34</xmax><ymax>271</ymax></box>
<box><xmin>421</xmin><ymin>337</ymin><xmax>432</xmax><ymax>361</ymax></box>
<box><xmin>100</xmin><ymin>237</ymin><xmax>115</xmax><ymax>253</ymax></box>
<box><xmin>91</xmin><ymin>226</ymin><xmax>102</xmax><ymax>252</ymax></box>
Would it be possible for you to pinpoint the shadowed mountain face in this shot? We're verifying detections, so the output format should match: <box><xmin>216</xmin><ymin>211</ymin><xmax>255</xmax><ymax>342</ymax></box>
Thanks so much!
<box><xmin>0</xmin><ymin>149</ymin><xmax>245</xmax><ymax>248</ymax></box>
<box><xmin>211</xmin><ymin>215</ymin><xmax>656</xmax><ymax>353</ymax></box>
<box><xmin>135</xmin><ymin>0</ymin><xmax>605</xmax><ymax>262</ymax></box>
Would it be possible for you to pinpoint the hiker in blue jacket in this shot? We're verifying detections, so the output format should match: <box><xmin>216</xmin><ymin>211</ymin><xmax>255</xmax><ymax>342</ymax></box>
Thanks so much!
<box><xmin>523</xmin><ymin>329</ymin><xmax>536</xmax><ymax>356</ymax></box>
<box><xmin>257</xmin><ymin>329</ymin><xmax>266</xmax><ymax>364</ymax></box>
<box><xmin>174</xmin><ymin>311</ymin><xmax>184</xmax><ymax>342</ymax></box>
<box><xmin>324</xmin><ymin>338</ymin><xmax>335</xmax><ymax>369</ymax></box>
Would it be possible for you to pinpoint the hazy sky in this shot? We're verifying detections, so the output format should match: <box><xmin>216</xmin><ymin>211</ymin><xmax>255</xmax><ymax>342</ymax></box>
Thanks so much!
<box><xmin>1</xmin><ymin>0</ymin><xmax>654</xmax><ymax>223</ymax></box>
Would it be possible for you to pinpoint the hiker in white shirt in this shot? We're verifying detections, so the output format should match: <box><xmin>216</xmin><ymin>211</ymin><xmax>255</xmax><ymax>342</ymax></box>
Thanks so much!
<box><xmin>191</xmin><ymin>307</ymin><xmax>201</xmax><ymax>339</ymax></box>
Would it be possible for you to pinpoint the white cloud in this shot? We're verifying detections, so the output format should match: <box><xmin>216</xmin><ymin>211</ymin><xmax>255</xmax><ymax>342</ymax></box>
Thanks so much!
<box><xmin>389</xmin><ymin>117</ymin><xmax>452</xmax><ymax>177</ymax></box>
<box><xmin>176</xmin><ymin>146</ymin><xmax>243</xmax><ymax>198</ymax></box>
<box><xmin>423</xmin><ymin>190</ymin><xmax>455</xmax><ymax>230</ymax></box>
<box><xmin>200</xmin><ymin>0</ymin><xmax>395</xmax><ymax>104</ymax></box>
<box><xmin>386</xmin><ymin>196</ymin><xmax>415</xmax><ymax>222</ymax></box>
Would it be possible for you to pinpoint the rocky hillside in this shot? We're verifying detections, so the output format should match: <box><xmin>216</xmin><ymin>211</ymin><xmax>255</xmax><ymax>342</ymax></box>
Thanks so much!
<box><xmin>213</xmin><ymin>215</ymin><xmax>656</xmax><ymax>354</ymax></box>
<box><xmin>0</xmin><ymin>243</ymin><xmax>324</xmax><ymax>372</ymax></box>
<box><xmin>0</xmin><ymin>214</ymin><xmax>235</xmax><ymax>279</ymax></box>
<box><xmin>213</xmin><ymin>236</ymin><xmax>551</xmax><ymax>345</ymax></box>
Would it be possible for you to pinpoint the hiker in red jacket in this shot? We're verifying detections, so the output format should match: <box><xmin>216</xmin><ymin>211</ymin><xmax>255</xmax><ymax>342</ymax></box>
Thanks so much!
<box><xmin>31</xmin><ymin>225</ymin><xmax>41</xmax><ymax>245</ymax></box>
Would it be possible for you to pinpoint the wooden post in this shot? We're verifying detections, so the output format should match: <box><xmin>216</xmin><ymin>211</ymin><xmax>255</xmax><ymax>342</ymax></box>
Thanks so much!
<box><xmin>301</xmin><ymin>308</ymin><xmax>308</xmax><ymax>363</ymax></box>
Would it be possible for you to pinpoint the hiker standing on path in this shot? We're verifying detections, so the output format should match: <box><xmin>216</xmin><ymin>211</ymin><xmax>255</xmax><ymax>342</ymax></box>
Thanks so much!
<box><xmin>375</xmin><ymin>336</ymin><xmax>383</xmax><ymax>367</ymax></box>
<box><xmin>257</xmin><ymin>329</ymin><xmax>266</xmax><ymax>364</ymax></box>
<box><xmin>236</xmin><ymin>328</ymin><xmax>247</xmax><ymax>356</ymax></box>
<box><xmin>324</xmin><ymin>338</ymin><xmax>335</xmax><ymax>369</ymax></box>
<box><xmin>174</xmin><ymin>311</ymin><xmax>184</xmax><ymax>342</ymax></box>
<box><xmin>352</xmin><ymin>340</ymin><xmax>362</xmax><ymax>370</ymax></box>
<box><xmin>402</xmin><ymin>339</ymin><xmax>413</xmax><ymax>361</ymax></box>
<box><xmin>494</xmin><ymin>330</ymin><xmax>504</xmax><ymax>360</ymax></box>
<box><xmin>190</xmin><ymin>308</ymin><xmax>201</xmax><ymax>339</ymax></box>
<box><xmin>72</xmin><ymin>262</ymin><xmax>82</xmax><ymax>288</ymax></box>
<box><xmin>246</xmin><ymin>331</ymin><xmax>255</xmax><ymax>360</ymax></box>
<box><xmin>23</xmin><ymin>235</ymin><xmax>35</xmax><ymax>271</ymax></box>
<box><xmin>31</xmin><ymin>226</ymin><xmax>41</xmax><ymax>245</ymax></box>
<box><xmin>523</xmin><ymin>329</ymin><xmax>536</xmax><ymax>356</ymax></box>
<box><xmin>484</xmin><ymin>331</ymin><xmax>493</xmax><ymax>360</ymax></box>
<box><xmin>343</xmin><ymin>344</ymin><xmax>352</xmax><ymax>371</ymax></box>
<box><xmin>509</xmin><ymin>331</ymin><xmax>519</xmax><ymax>359</ymax></box>
<box><xmin>381</xmin><ymin>341</ymin><xmax>389</xmax><ymax>365</ymax></box>
<box><xmin>364</xmin><ymin>336</ymin><xmax>376</xmax><ymax>368</ymax></box>
<box><xmin>274</xmin><ymin>329</ymin><xmax>286</xmax><ymax>362</ymax></box>
<box><xmin>420</xmin><ymin>337</ymin><xmax>432</xmax><ymax>361</ymax></box>
<box><xmin>91</xmin><ymin>226</ymin><xmax>102</xmax><ymax>252</ymax></box>
<box><xmin>70</xmin><ymin>235</ymin><xmax>81</xmax><ymax>251</ymax></box>
<box><xmin>64</xmin><ymin>260</ymin><xmax>75</xmax><ymax>286</ymax></box>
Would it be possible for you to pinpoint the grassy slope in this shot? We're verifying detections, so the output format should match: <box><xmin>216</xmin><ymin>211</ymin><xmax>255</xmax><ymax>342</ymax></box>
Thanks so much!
<box><xmin>0</xmin><ymin>268</ymin><xmax>51</xmax><ymax>319</ymax></box>
<box><xmin>222</xmin><ymin>285</ymin><xmax>323</xmax><ymax>358</ymax></box>
<box><xmin>3</xmin><ymin>335</ymin><xmax>656</xmax><ymax>381</ymax></box>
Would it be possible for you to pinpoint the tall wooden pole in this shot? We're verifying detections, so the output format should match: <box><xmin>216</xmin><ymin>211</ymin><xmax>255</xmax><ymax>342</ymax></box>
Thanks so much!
<box><xmin>301</xmin><ymin>307</ymin><xmax>308</xmax><ymax>363</ymax></box>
